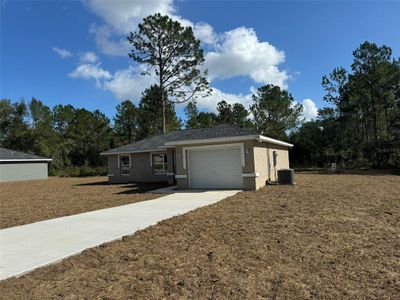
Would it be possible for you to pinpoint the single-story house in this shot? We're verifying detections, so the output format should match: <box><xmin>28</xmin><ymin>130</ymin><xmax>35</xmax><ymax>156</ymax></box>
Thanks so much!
<box><xmin>0</xmin><ymin>148</ymin><xmax>52</xmax><ymax>183</ymax></box>
<box><xmin>101</xmin><ymin>124</ymin><xmax>293</xmax><ymax>190</ymax></box>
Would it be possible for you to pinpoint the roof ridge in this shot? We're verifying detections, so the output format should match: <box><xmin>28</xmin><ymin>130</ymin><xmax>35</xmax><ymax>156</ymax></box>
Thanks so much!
<box><xmin>0</xmin><ymin>148</ymin><xmax>51</xmax><ymax>160</ymax></box>
<box><xmin>130</xmin><ymin>124</ymin><xmax>241</xmax><ymax>142</ymax></box>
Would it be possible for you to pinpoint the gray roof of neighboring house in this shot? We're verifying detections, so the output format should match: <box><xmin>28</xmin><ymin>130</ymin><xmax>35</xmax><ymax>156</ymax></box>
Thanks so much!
<box><xmin>101</xmin><ymin>124</ymin><xmax>258</xmax><ymax>155</ymax></box>
<box><xmin>0</xmin><ymin>148</ymin><xmax>52</xmax><ymax>161</ymax></box>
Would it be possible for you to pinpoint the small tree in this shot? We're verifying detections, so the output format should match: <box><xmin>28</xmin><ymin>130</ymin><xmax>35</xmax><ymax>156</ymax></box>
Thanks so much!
<box><xmin>197</xmin><ymin>112</ymin><xmax>217</xmax><ymax>128</ymax></box>
<box><xmin>113</xmin><ymin>100</ymin><xmax>138</xmax><ymax>144</ymax></box>
<box><xmin>250</xmin><ymin>84</ymin><xmax>303</xmax><ymax>140</ymax></box>
<box><xmin>216</xmin><ymin>100</ymin><xmax>234</xmax><ymax>124</ymax></box>
<box><xmin>184</xmin><ymin>101</ymin><xmax>217</xmax><ymax>129</ymax></box>
<box><xmin>216</xmin><ymin>100</ymin><xmax>252</xmax><ymax>128</ymax></box>
<box><xmin>137</xmin><ymin>85</ymin><xmax>181</xmax><ymax>138</ymax></box>
<box><xmin>184</xmin><ymin>101</ymin><xmax>199</xmax><ymax>129</ymax></box>
<box><xmin>128</xmin><ymin>13</ymin><xmax>211</xmax><ymax>133</ymax></box>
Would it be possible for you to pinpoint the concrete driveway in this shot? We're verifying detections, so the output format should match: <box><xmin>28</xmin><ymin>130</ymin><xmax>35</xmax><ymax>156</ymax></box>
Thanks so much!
<box><xmin>0</xmin><ymin>190</ymin><xmax>239</xmax><ymax>281</ymax></box>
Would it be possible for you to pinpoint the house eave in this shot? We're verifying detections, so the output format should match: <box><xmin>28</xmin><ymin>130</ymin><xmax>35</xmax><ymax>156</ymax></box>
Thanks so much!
<box><xmin>100</xmin><ymin>133</ymin><xmax>293</xmax><ymax>156</ymax></box>
<box><xmin>164</xmin><ymin>134</ymin><xmax>293</xmax><ymax>148</ymax></box>
<box><xmin>257</xmin><ymin>135</ymin><xmax>294</xmax><ymax>147</ymax></box>
<box><xmin>164</xmin><ymin>135</ymin><xmax>258</xmax><ymax>146</ymax></box>
<box><xmin>100</xmin><ymin>148</ymin><xmax>168</xmax><ymax>156</ymax></box>
<box><xmin>0</xmin><ymin>158</ymin><xmax>52</xmax><ymax>162</ymax></box>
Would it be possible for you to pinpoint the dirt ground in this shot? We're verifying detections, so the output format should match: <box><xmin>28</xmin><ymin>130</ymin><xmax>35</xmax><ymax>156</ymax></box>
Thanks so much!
<box><xmin>0</xmin><ymin>177</ymin><xmax>166</xmax><ymax>229</ymax></box>
<box><xmin>1</xmin><ymin>174</ymin><xmax>399</xmax><ymax>299</ymax></box>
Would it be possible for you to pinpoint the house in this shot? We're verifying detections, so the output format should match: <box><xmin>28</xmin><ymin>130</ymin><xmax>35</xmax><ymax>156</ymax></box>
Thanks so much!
<box><xmin>101</xmin><ymin>124</ymin><xmax>293</xmax><ymax>190</ymax></box>
<box><xmin>0</xmin><ymin>148</ymin><xmax>52</xmax><ymax>183</ymax></box>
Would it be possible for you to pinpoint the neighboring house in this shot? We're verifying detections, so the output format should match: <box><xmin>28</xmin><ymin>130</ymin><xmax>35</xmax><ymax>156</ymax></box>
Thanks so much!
<box><xmin>0</xmin><ymin>148</ymin><xmax>52</xmax><ymax>183</ymax></box>
<box><xmin>101</xmin><ymin>124</ymin><xmax>293</xmax><ymax>190</ymax></box>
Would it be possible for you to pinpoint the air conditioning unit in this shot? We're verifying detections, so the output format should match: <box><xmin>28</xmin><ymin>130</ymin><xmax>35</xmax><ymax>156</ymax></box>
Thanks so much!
<box><xmin>277</xmin><ymin>169</ymin><xmax>295</xmax><ymax>185</ymax></box>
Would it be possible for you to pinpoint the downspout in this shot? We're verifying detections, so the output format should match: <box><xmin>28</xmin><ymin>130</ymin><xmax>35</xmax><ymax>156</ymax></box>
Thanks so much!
<box><xmin>267</xmin><ymin>148</ymin><xmax>271</xmax><ymax>182</ymax></box>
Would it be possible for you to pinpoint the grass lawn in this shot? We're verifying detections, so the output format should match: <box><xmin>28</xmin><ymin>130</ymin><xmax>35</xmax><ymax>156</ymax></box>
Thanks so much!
<box><xmin>0</xmin><ymin>174</ymin><xmax>399</xmax><ymax>299</ymax></box>
<box><xmin>0</xmin><ymin>177</ymin><xmax>166</xmax><ymax>229</ymax></box>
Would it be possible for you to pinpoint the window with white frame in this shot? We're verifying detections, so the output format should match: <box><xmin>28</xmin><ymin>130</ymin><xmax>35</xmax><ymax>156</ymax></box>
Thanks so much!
<box><xmin>152</xmin><ymin>153</ymin><xmax>167</xmax><ymax>175</ymax></box>
<box><xmin>119</xmin><ymin>155</ymin><xmax>131</xmax><ymax>175</ymax></box>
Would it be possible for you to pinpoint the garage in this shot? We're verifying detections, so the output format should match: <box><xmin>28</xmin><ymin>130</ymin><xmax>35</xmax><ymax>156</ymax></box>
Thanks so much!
<box><xmin>188</xmin><ymin>146</ymin><xmax>243</xmax><ymax>189</ymax></box>
<box><xmin>0</xmin><ymin>148</ymin><xmax>52</xmax><ymax>183</ymax></box>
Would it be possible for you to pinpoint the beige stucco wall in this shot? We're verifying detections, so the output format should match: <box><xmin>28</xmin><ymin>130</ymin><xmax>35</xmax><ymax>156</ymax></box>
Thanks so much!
<box><xmin>253</xmin><ymin>141</ymin><xmax>269</xmax><ymax>189</ymax></box>
<box><xmin>107</xmin><ymin>151</ymin><xmax>174</xmax><ymax>184</ymax></box>
<box><xmin>251</xmin><ymin>142</ymin><xmax>290</xmax><ymax>188</ymax></box>
<box><xmin>265</xmin><ymin>143</ymin><xmax>290</xmax><ymax>181</ymax></box>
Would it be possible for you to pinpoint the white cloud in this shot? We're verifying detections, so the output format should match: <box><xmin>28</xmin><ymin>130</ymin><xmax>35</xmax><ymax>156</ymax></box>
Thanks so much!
<box><xmin>52</xmin><ymin>47</ymin><xmax>72</xmax><ymax>59</ymax></box>
<box><xmin>205</xmin><ymin>27</ymin><xmax>288</xmax><ymax>88</ymax></box>
<box><xmin>301</xmin><ymin>98</ymin><xmax>318</xmax><ymax>120</ymax></box>
<box><xmin>84</xmin><ymin>0</ymin><xmax>187</xmax><ymax>56</ymax></box>
<box><xmin>68</xmin><ymin>63</ymin><xmax>112</xmax><ymax>81</ymax></box>
<box><xmin>102</xmin><ymin>66</ymin><xmax>155</xmax><ymax>101</ymax></box>
<box><xmin>83</xmin><ymin>0</ymin><xmax>174</xmax><ymax>35</ymax></box>
<box><xmin>89</xmin><ymin>24</ymin><xmax>131</xmax><ymax>57</ymax></box>
<box><xmin>82</xmin><ymin>0</ymin><xmax>289</xmax><ymax>88</ymax></box>
<box><xmin>76</xmin><ymin>0</ymin><xmax>292</xmax><ymax>107</ymax></box>
<box><xmin>80</xmin><ymin>51</ymin><xmax>98</xmax><ymax>63</ymax></box>
<box><xmin>190</xmin><ymin>87</ymin><xmax>252</xmax><ymax>112</ymax></box>
<box><xmin>193</xmin><ymin>22</ymin><xmax>217</xmax><ymax>45</ymax></box>
<box><xmin>84</xmin><ymin>0</ymin><xmax>218</xmax><ymax>53</ymax></box>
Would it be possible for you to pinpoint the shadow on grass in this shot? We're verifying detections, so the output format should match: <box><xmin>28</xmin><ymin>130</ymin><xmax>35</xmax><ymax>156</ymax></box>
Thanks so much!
<box><xmin>74</xmin><ymin>181</ymin><xmax>171</xmax><ymax>193</ymax></box>
<box><xmin>116</xmin><ymin>182</ymin><xmax>171</xmax><ymax>194</ymax></box>
<box><xmin>74</xmin><ymin>181</ymin><xmax>110</xmax><ymax>186</ymax></box>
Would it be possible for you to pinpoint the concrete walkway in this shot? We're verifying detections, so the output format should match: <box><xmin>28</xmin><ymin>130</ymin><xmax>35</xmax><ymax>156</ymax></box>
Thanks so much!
<box><xmin>0</xmin><ymin>190</ymin><xmax>239</xmax><ymax>281</ymax></box>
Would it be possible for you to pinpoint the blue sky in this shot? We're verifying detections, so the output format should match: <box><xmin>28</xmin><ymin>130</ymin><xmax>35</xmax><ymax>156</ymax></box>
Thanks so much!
<box><xmin>1</xmin><ymin>0</ymin><xmax>399</xmax><ymax>122</ymax></box>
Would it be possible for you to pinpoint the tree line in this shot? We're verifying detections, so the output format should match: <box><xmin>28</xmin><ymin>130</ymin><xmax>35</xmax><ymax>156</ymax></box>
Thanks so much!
<box><xmin>0</xmin><ymin>82</ymin><xmax>303</xmax><ymax>175</ymax></box>
<box><xmin>291</xmin><ymin>42</ymin><xmax>400</xmax><ymax>168</ymax></box>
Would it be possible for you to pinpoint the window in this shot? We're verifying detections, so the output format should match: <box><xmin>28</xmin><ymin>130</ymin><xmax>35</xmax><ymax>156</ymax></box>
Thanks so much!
<box><xmin>119</xmin><ymin>155</ymin><xmax>131</xmax><ymax>175</ymax></box>
<box><xmin>153</xmin><ymin>153</ymin><xmax>167</xmax><ymax>175</ymax></box>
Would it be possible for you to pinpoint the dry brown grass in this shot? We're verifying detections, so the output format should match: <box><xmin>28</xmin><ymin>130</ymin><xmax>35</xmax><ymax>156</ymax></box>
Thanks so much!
<box><xmin>1</xmin><ymin>174</ymin><xmax>399</xmax><ymax>299</ymax></box>
<box><xmin>0</xmin><ymin>177</ymin><xmax>166</xmax><ymax>229</ymax></box>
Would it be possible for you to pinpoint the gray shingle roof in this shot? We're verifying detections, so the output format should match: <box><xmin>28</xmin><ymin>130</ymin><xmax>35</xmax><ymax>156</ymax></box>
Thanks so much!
<box><xmin>0</xmin><ymin>148</ymin><xmax>51</xmax><ymax>161</ymax></box>
<box><xmin>101</xmin><ymin>124</ymin><xmax>257</xmax><ymax>155</ymax></box>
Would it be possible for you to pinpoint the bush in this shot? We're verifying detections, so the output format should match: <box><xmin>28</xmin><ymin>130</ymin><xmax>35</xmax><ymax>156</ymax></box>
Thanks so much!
<box><xmin>51</xmin><ymin>165</ymin><xmax>107</xmax><ymax>177</ymax></box>
<box><xmin>345</xmin><ymin>154</ymin><xmax>372</xmax><ymax>169</ymax></box>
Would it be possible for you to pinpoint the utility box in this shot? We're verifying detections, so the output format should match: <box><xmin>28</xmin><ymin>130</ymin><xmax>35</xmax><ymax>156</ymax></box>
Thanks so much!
<box><xmin>277</xmin><ymin>169</ymin><xmax>295</xmax><ymax>185</ymax></box>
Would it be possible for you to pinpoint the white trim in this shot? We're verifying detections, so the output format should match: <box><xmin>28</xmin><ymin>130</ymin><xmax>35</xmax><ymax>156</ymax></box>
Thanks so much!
<box><xmin>165</xmin><ymin>134</ymin><xmax>293</xmax><ymax>148</ymax></box>
<box><xmin>101</xmin><ymin>134</ymin><xmax>293</xmax><ymax>156</ymax></box>
<box><xmin>183</xmin><ymin>148</ymin><xmax>186</xmax><ymax>170</ymax></box>
<box><xmin>159</xmin><ymin>145</ymin><xmax>175</xmax><ymax>149</ymax></box>
<box><xmin>118</xmin><ymin>154</ymin><xmax>131</xmax><ymax>176</ymax></box>
<box><xmin>257</xmin><ymin>135</ymin><xmax>293</xmax><ymax>147</ymax></box>
<box><xmin>100</xmin><ymin>149</ymin><xmax>168</xmax><ymax>156</ymax></box>
<box><xmin>165</xmin><ymin>135</ymin><xmax>256</xmax><ymax>146</ymax></box>
<box><xmin>175</xmin><ymin>174</ymin><xmax>187</xmax><ymax>179</ymax></box>
<box><xmin>166</xmin><ymin>172</ymin><xmax>175</xmax><ymax>176</ymax></box>
<box><xmin>242</xmin><ymin>172</ymin><xmax>259</xmax><ymax>178</ymax></box>
<box><xmin>152</xmin><ymin>153</ymin><xmax>168</xmax><ymax>175</ymax></box>
<box><xmin>182</xmin><ymin>143</ymin><xmax>245</xmax><ymax>170</ymax></box>
<box><xmin>149</xmin><ymin>150</ymin><xmax>167</xmax><ymax>167</ymax></box>
<box><xmin>0</xmin><ymin>159</ymin><xmax>52</xmax><ymax>162</ymax></box>
<box><xmin>101</xmin><ymin>133</ymin><xmax>292</xmax><ymax>159</ymax></box>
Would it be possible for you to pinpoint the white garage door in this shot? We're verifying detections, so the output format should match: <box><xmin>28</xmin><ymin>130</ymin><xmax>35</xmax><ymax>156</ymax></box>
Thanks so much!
<box><xmin>188</xmin><ymin>147</ymin><xmax>243</xmax><ymax>189</ymax></box>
